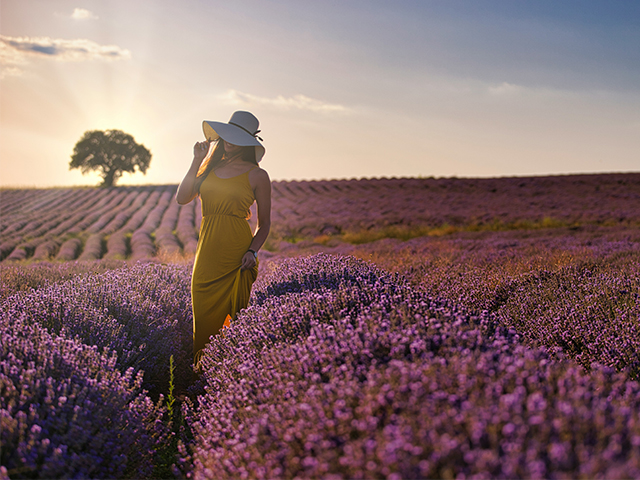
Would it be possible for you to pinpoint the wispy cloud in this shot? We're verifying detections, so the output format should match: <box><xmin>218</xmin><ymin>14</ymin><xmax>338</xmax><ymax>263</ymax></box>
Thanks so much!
<box><xmin>71</xmin><ymin>8</ymin><xmax>99</xmax><ymax>20</ymax></box>
<box><xmin>0</xmin><ymin>35</ymin><xmax>130</xmax><ymax>67</ymax></box>
<box><xmin>488</xmin><ymin>82</ymin><xmax>525</xmax><ymax>96</ymax></box>
<box><xmin>222</xmin><ymin>89</ymin><xmax>350</xmax><ymax>114</ymax></box>
<box><xmin>0</xmin><ymin>66</ymin><xmax>23</xmax><ymax>79</ymax></box>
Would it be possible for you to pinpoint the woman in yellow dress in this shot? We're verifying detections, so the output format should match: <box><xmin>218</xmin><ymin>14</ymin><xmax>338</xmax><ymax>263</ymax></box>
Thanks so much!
<box><xmin>176</xmin><ymin>111</ymin><xmax>271</xmax><ymax>368</ymax></box>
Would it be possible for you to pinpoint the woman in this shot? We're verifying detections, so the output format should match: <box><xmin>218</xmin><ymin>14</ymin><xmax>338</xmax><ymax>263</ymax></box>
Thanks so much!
<box><xmin>176</xmin><ymin>111</ymin><xmax>271</xmax><ymax>368</ymax></box>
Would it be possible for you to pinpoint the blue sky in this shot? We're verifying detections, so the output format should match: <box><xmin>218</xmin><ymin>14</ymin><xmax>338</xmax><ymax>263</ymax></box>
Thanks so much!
<box><xmin>1</xmin><ymin>0</ymin><xmax>638</xmax><ymax>187</ymax></box>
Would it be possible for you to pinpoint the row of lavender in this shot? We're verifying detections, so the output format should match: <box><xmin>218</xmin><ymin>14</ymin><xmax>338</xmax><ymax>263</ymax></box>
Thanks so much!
<box><xmin>1</xmin><ymin>262</ymin><xmax>195</xmax><ymax>478</ymax></box>
<box><xmin>3</xmin><ymin>173</ymin><xmax>640</xmax><ymax>261</ymax></box>
<box><xmin>357</xmin><ymin>227</ymin><xmax>640</xmax><ymax>380</ymax></box>
<box><xmin>183</xmin><ymin>254</ymin><xmax>640</xmax><ymax>479</ymax></box>
<box><xmin>0</xmin><ymin>186</ymin><xmax>202</xmax><ymax>263</ymax></box>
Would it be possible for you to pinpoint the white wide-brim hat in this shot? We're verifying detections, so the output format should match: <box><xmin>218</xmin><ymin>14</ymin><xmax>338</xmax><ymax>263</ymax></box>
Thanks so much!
<box><xmin>203</xmin><ymin>111</ymin><xmax>265</xmax><ymax>163</ymax></box>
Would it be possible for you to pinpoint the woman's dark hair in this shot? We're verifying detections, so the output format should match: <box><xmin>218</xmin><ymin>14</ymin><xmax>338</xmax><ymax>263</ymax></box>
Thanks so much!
<box><xmin>195</xmin><ymin>140</ymin><xmax>256</xmax><ymax>191</ymax></box>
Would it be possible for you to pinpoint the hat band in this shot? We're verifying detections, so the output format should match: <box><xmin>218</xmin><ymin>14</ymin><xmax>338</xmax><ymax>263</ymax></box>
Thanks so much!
<box><xmin>229</xmin><ymin>121</ymin><xmax>263</xmax><ymax>142</ymax></box>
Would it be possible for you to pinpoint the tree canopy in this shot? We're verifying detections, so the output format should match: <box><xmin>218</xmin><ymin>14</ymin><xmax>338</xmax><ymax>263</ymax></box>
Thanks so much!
<box><xmin>70</xmin><ymin>129</ymin><xmax>151</xmax><ymax>187</ymax></box>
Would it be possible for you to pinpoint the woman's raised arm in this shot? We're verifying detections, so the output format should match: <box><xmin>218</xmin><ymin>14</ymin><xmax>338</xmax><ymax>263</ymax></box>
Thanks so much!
<box><xmin>176</xmin><ymin>141</ymin><xmax>210</xmax><ymax>205</ymax></box>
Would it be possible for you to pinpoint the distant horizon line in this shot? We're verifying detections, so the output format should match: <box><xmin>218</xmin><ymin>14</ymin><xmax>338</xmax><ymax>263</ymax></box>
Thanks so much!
<box><xmin>1</xmin><ymin>170</ymin><xmax>639</xmax><ymax>190</ymax></box>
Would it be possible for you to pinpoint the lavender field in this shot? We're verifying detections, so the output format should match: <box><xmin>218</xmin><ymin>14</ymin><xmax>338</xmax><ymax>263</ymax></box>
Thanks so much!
<box><xmin>1</xmin><ymin>173</ymin><xmax>640</xmax><ymax>478</ymax></box>
<box><xmin>2</xmin><ymin>173</ymin><xmax>640</xmax><ymax>262</ymax></box>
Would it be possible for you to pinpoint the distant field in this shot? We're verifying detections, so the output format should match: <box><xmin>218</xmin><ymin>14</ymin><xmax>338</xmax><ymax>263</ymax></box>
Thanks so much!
<box><xmin>1</xmin><ymin>173</ymin><xmax>639</xmax><ymax>263</ymax></box>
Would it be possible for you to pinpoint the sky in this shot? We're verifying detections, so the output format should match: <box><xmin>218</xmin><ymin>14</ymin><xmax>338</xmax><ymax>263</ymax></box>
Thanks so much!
<box><xmin>1</xmin><ymin>0</ymin><xmax>639</xmax><ymax>187</ymax></box>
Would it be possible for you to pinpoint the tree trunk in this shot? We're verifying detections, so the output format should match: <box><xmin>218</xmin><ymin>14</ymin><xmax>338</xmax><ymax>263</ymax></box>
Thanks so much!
<box><xmin>101</xmin><ymin>168</ymin><xmax>117</xmax><ymax>188</ymax></box>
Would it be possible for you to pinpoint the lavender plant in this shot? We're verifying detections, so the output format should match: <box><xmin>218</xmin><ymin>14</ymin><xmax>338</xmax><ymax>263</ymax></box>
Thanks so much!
<box><xmin>0</xmin><ymin>314</ymin><xmax>168</xmax><ymax>478</ymax></box>
<box><xmin>358</xmin><ymin>230</ymin><xmax>640</xmax><ymax>379</ymax></box>
<box><xmin>1</xmin><ymin>263</ymin><xmax>194</xmax><ymax>396</ymax></box>
<box><xmin>494</xmin><ymin>261</ymin><xmax>640</xmax><ymax>378</ymax></box>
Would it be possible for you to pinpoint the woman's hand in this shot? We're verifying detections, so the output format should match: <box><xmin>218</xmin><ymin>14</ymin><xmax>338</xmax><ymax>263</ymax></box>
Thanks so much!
<box><xmin>193</xmin><ymin>141</ymin><xmax>210</xmax><ymax>165</ymax></box>
<box><xmin>240</xmin><ymin>251</ymin><xmax>257</xmax><ymax>270</ymax></box>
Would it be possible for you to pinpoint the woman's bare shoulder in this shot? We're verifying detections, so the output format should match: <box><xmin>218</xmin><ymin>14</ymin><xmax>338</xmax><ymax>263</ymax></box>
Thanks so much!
<box><xmin>249</xmin><ymin>166</ymin><xmax>271</xmax><ymax>185</ymax></box>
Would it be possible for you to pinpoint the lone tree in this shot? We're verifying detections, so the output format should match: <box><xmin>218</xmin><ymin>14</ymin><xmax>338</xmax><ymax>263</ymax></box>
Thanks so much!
<box><xmin>70</xmin><ymin>129</ymin><xmax>151</xmax><ymax>187</ymax></box>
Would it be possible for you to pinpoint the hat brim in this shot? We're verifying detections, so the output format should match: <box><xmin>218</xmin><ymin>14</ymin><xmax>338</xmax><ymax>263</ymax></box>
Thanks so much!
<box><xmin>203</xmin><ymin>121</ymin><xmax>265</xmax><ymax>162</ymax></box>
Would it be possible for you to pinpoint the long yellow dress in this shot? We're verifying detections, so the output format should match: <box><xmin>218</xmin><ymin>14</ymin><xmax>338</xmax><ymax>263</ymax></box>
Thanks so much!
<box><xmin>192</xmin><ymin>168</ymin><xmax>259</xmax><ymax>364</ymax></box>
